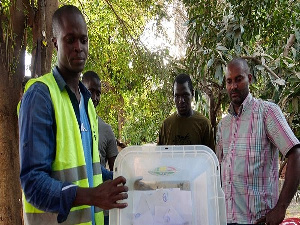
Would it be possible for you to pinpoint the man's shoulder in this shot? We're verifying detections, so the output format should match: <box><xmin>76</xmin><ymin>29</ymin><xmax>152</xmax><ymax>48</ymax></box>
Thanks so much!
<box><xmin>162</xmin><ymin>112</ymin><xmax>178</xmax><ymax>123</ymax></box>
<box><xmin>98</xmin><ymin>117</ymin><xmax>113</xmax><ymax>131</ymax></box>
<box><xmin>192</xmin><ymin>111</ymin><xmax>211</xmax><ymax>124</ymax></box>
<box><xmin>261</xmin><ymin>99</ymin><xmax>279</xmax><ymax>108</ymax></box>
<box><xmin>193</xmin><ymin>111</ymin><xmax>209</xmax><ymax>120</ymax></box>
<box><xmin>24</xmin><ymin>71</ymin><xmax>57</xmax><ymax>94</ymax></box>
<box><xmin>98</xmin><ymin>117</ymin><xmax>109</xmax><ymax>126</ymax></box>
<box><xmin>20</xmin><ymin>81</ymin><xmax>53</xmax><ymax>118</ymax></box>
<box><xmin>26</xmin><ymin>80</ymin><xmax>49</xmax><ymax>91</ymax></box>
<box><xmin>24</xmin><ymin>81</ymin><xmax>50</xmax><ymax>100</ymax></box>
<box><xmin>98</xmin><ymin>116</ymin><xmax>105</xmax><ymax>124</ymax></box>
<box><xmin>218</xmin><ymin>112</ymin><xmax>232</xmax><ymax>128</ymax></box>
<box><xmin>251</xmin><ymin>97</ymin><xmax>280</xmax><ymax>114</ymax></box>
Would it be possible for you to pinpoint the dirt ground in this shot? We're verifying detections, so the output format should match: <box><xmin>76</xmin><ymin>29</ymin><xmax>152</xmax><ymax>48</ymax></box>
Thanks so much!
<box><xmin>279</xmin><ymin>178</ymin><xmax>300</xmax><ymax>219</ymax></box>
<box><xmin>285</xmin><ymin>198</ymin><xmax>300</xmax><ymax>219</ymax></box>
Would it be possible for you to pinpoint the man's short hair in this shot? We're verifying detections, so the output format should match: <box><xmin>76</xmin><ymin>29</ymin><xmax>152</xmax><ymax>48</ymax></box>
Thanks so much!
<box><xmin>82</xmin><ymin>71</ymin><xmax>100</xmax><ymax>83</ymax></box>
<box><xmin>52</xmin><ymin>5</ymin><xmax>85</xmax><ymax>37</ymax></box>
<box><xmin>228</xmin><ymin>58</ymin><xmax>250</xmax><ymax>75</ymax></box>
<box><xmin>173</xmin><ymin>73</ymin><xmax>194</xmax><ymax>95</ymax></box>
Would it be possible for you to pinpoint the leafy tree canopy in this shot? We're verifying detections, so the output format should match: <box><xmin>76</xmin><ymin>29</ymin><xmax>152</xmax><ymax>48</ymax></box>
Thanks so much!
<box><xmin>61</xmin><ymin>0</ymin><xmax>176</xmax><ymax>144</ymax></box>
<box><xmin>183</xmin><ymin>0</ymin><xmax>300</xmax><ymax>137</ymax></box>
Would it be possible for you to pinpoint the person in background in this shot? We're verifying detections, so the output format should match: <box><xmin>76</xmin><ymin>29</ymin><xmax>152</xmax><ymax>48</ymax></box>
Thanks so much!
<box><xmin>157</xmin><ymin>73</ymin><xmax>215</xmax><ymax>151</ymax></box>
<box><xmin>216</xmin><ymin>58</ymin><xmax>300</xmax><ymax>225</ymax></box>
<box><xmin>18</xmin><ymin>5</ymin><xmax>128</xmax><ymax>225</ymax></box>
<box><xmin>82</xmin><ymin>71</ymin><xmax>119</xmax><ymax>225</ymax></box>
<box><xmin>82</xmin><ymin>71</ymin><xmax>119</xmax><ymax>172</ymax></box>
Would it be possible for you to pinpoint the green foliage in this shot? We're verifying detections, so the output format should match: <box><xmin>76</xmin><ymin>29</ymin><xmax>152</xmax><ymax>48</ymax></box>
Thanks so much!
<box><xmin>183</xmin><ymin>0</ymin><xmax>300</xmax><ymax>135</ymax></box>
<box><xmin>0</xmin><ymin>1</ymin><xmax>11</xmax><ymax>49</ymax></box>
<box><xmin>0</xmin><ymin>1</ymin><xmax>11</xmax><ymax>11</ymax></box>
<box><xmin>122</xmin><ymin>83</ymin><xmax>173</xmax><ymax>145</ymax></box>
<box><xmin>61</xmin><ymin>0</ymin><xmax>174</xmax><ymax>145</ymax></box>
<box><xmin>229</xmin><ymin>0</ymin><xmax>298</xmax><ymax>49</ymax></box>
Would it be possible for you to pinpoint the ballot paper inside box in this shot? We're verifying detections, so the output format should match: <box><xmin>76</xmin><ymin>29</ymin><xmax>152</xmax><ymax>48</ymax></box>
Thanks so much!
<box><xmin>109</xmin><ymin>145</ymin><xmax>226</xmax><ymax>225</ymax></box>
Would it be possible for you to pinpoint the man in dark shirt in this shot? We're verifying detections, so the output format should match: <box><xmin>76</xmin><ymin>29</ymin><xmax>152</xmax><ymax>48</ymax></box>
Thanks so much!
<box><xmin>82</xmin><ymin>71</ymin><xmax>119</xmax><ymax>225</ymax></box>
<box><xmin>82</xmin><ymin>71</ymin><xmax>119</xmax><ymax>172</ymax></box>
<box><xmin>158</xmin><ymin>73</ymin><xmax>215</xmax><ymax>151</ymax></box>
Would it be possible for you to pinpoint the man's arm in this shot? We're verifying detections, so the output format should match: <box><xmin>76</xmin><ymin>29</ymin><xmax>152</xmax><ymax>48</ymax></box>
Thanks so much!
<box><xmin>157</xmin><ymin>122</ymin><xmax>165</xmax><ymax>145</ymax></box>
<box><xmin>107</xmin><ymin>156</ymin><xmax>117</xmax><ymax>171</ymax></box>
<box><xmin>104</xmin><ymin>125</ymin><xmax>118</xmax><ymax>171</ymax></box>
<box><xmin>256</xmin><ymin>145</ymin><xmax>300</xmax><ymax>225</ymax></box>
<box><xmin>256</xmin><ymin>103</ymin><xmax>300</xmax><ymax>224</ymax></box>
<box><xmin>19</xmin><ymin>83</ymin><xmax>77</xmax><ymax>218</ymax></box>
<box><xmin>101</xmin><ymin>164</ymin><xmax>113</xmax><ymax>181</ymax></box>
<box><xmin>215</xmin><ymin>122</ymin><xmax>223</xmax><ymax>162</ymax></box>
<box><xmin>203</xmin><ymin>119</ymin><xmax>215</xmax><ymax>152</ymax></box>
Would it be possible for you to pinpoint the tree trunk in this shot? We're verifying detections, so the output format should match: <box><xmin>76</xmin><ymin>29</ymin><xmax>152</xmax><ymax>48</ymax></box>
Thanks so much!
<box><xmin>0</xmin><ymin>0</ymin><xmax>57</xmax><ymax>223</ymax></box>
<box><xmin>0</xmin><ymin>0</ymin><xmax>27</xmax><ymax>224</ymax></box>
<box><xmin>117</xmin><ymin>95</ymin><xmax>125</xmax><ymax>139</ymax></box>
<box><xmin>209</xmin><ymin>94</ymin><xmax>217</xmax><ymax>138</ymax></box>
<box><xmin>31</xmin><ymin>0</ymin><xmax>57</xmax><ymax>77</ymax></box>
<box><xmin>283</xmin><ymin>34</ymin><xmax>295</xmax><ymax>57</ymax></box>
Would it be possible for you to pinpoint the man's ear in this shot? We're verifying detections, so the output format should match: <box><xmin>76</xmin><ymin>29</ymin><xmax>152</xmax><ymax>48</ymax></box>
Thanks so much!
<box><xmin>52</xmin><ymin>37</ymin><xmax>58</xmax><ymax>50</ymax></box>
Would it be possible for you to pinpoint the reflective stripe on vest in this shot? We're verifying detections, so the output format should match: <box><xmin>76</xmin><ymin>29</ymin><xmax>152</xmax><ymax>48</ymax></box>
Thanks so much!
<box><xmin>23</xmin><ymin>207</ymin><xmax>103</xmax><ymax>225</ymax></box>
<box><xmin>22</xmin><ymin>73</ymin><xmax>103</xmax><ymax>225</ymax></box>
<box><xmin>51</xmin><ymin>162</ymin><xmax>102</xmax><ymax>183</ymax></box>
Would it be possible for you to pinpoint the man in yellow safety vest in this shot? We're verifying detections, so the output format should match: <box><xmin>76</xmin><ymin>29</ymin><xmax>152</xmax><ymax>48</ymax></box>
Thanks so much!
<box><xmin>18</xmin><ymin>5</ymin><xmax>128</xmax><ymax>225</ymax></box>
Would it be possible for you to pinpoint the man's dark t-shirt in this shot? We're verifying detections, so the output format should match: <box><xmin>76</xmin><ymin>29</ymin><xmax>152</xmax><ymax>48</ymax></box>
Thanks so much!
<box><xmin>158</xmin><ymin>111</ymin><xmax>215</xmax><ymax>151</ymax></box>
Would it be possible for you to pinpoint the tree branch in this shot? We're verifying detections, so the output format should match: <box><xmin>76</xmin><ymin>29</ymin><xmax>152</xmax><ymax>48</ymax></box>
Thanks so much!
<box><xmin>0</xmin><ymin>14</ymin><xmax>4</xmax><ymax>44</ymax></box>
<box><xmin>241</xmin><ymin>56</ymin><xmax>281</xmax><ymax>79</ymax></box>
<box><xmin>202</xmin><ymin>79</ymin><xmax>224</xmax><ymax>119</ymax></box>
<box><xmin>103</xmin><ymin>0</ymin><xmax>138</xmax><ymax>47</ymax></box>
<box><xmin>283</xmin><ymin>34</ymin><xmax>296</xmax><ymax>57</ymax></box>
<box><xmin>106</xmin><ymin>0</ymin><xmax>141</xmax><ymax>35</ymax></box>
<box><xmin>77</xmin><ymin>0</ymin><xmax>90</xmax><ymax>21</ymax></box>
<box><xmin>103</xmin><ymin>0</ymin><xmax>149</xmax><ymax>54</ymax></box>
<box><xmin>215</xmin><ymin>90</ymin><xmax>222</xmax><ymax>114</ymax></box>
<box><xmin>279</xmin><ymin>157</ymin><xmax>288</xmax><ymax>178</ymax></box>
<box><xmin>23</xmin><ymin>0</ymin><xmax>34</xmax><ymax>27</ymax></box>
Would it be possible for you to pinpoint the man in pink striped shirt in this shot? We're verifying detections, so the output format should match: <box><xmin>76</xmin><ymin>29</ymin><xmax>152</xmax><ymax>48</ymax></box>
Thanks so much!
<box><xmin>216</xmin><ymin>58</ymin><xmax>300</xmax><ymax>225</ymax></box>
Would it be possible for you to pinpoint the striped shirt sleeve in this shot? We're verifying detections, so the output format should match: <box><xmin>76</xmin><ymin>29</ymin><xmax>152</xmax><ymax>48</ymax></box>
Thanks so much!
<box><xmin>265</xmin><ymin>103</ymin><xmax>300</xmax><ymax>156</ymax></box>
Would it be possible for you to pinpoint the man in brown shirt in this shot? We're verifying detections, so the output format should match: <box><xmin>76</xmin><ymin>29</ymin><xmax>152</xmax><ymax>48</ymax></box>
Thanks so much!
<box><xmin>158</xmin><ymin>74</ymin><xmax>215</xmax><ymax>151</ymax></box>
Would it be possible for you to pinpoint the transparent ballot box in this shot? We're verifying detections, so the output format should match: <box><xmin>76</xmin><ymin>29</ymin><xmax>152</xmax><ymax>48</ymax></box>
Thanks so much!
<box><xmin>110</xmin><ymin>145</ymin><xmax>226</xmax><ymax>225</ymax></box>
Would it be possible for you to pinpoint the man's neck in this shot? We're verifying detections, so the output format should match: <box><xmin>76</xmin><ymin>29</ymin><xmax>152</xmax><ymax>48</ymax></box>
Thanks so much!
<box><xmin>57</xmin><ymin>67</ymin><xmax>81</xmax><ymax>101</ymax></box>
<box><xmin>233</xmin><ymin>103</ymin><xmax>241</xmax><ymax>115</ymax></box>
<box><xmin>178</xmin><ymin>109</ymin><xmax>194</xmax><ymax>118</ymax></box>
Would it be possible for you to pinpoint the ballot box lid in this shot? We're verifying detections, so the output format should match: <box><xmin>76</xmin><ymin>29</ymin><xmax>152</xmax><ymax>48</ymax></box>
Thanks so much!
<box><xmin>109</xmin><ymin>145</ymin><xmax>226</xmax><ymax>225</ymax></box>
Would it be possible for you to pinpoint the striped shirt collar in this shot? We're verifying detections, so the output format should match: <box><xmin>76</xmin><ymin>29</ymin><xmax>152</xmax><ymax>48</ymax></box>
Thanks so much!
<box><xmin>228</xmin><ymin>93</ymin><xmax>253</xmax><ymax>116</ymax></box>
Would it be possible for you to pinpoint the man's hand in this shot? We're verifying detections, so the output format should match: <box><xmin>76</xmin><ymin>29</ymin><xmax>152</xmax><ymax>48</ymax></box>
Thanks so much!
<box><xmin>92</xmin><ymin>176</ymin><xmax>128</xmax><ymax>210</ymax></box>
<box><xmin>74</xmin><ymin>176</ymin><xmax>128</xmax><ymax>210</ymax></box>
<box><xmin>255</xmin><ymin>204</ymin><xmax>286</xmax><ymax>225</ymax></box>
<box><xmin>256</xmin><ymin>146</ymin><xmax>300</xmax><ymax>225</ymax></box>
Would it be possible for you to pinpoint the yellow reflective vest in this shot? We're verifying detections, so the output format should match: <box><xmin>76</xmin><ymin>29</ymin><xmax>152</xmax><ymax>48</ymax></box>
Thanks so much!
<box><xmin>21</xmin><ymin>73</ymin><xmax>103</xmax><ymax>225</ymax></box>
